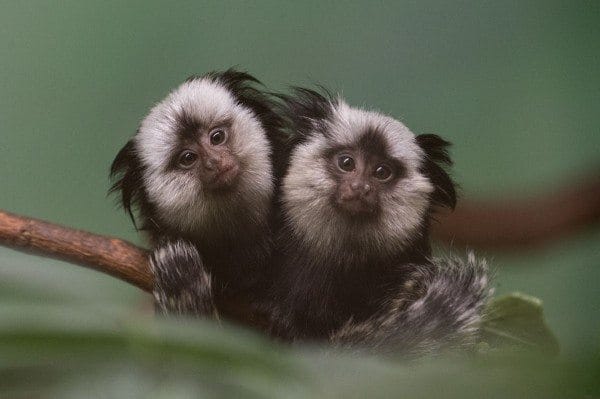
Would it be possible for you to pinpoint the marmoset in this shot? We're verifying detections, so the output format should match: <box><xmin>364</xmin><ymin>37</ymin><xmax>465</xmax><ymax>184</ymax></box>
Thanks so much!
<box><xmin>110</xmin><ymin>69</ymin><xmax>288</xmax><ymax>317</ymax></box>
<box><xmin>269</xmin><ymin>88</ymin><xmax>490</xmax><ymax>357</ymax></box>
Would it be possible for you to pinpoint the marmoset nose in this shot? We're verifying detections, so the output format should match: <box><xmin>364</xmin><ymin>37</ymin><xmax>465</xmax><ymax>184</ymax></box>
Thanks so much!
<box><xmin>350</xmin><ymin>181</ymin><xmax>371</xmax><ymax>194</ymax></box>
<box><xmin>203</xmin><ymin>157</ymin><xmax>218</xmax><ymax>171</ymax></box>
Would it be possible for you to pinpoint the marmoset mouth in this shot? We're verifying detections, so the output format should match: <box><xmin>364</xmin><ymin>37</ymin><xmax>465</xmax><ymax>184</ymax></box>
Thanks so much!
<box><xmin>205</xmin><ymin>163</ymin><xmax>240</xmax><ymax>191</ymax></box>
<box><xmin>333</xmin><ymin>197</ymin><xmax>378</xmax><ymax>218</ymax></box>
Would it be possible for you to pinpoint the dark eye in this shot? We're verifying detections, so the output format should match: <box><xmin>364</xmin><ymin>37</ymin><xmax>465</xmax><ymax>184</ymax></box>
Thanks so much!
<box><xmin>374</xmin><ymin>164</ymin><xmax>393</xmax><ymax>181</ymax></box>
<box><xmin>337</xmin><ymin>155</ymin><xmax>355</xmax><ymax>172</ymax></box>
<box><xmin>209</xmin><ymin>129</ymin><xmax>227</xmax><ymax>146</ymax></box>
<box><xmin>178</xmin><ymin>150</ymin><xmax>198</xmax><ymax>168</ymax></box>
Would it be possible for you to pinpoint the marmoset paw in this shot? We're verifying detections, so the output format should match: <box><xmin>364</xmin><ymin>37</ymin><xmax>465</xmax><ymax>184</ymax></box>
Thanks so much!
<box><xmin>150</xmin><ymin>239</ymin><xmax>216</xmax><ymax>316</ymax></box>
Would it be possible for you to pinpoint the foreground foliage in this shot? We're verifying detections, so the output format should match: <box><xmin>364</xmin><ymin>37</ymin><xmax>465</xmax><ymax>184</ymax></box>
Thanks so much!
<box><xmin>0</xmin><ymin>293</ymin><xmax>597</xmax><ymax>399</ymax></box>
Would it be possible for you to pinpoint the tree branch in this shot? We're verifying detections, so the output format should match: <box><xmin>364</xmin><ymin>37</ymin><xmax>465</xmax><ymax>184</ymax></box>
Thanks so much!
<box><xmin>0</xmin><ymin>209</ymin><xmax>270</xmax><ymax>329</ymax></box>
<box><xmin>432</xmin><ymin>171</ymin><xmax>600</xmax><ymax>250</ymax></box>
<box><xmin>0</xmin><ymin>210</ymin><xmax>151</xmax><ymax>291</ymax></box>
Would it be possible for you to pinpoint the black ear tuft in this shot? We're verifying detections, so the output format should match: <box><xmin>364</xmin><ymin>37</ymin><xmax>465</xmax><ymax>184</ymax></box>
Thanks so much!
<box><xmin>109</xmin><ymin>138</ymin><xmax>145</xmax><ymax>228</ymax></box>
<box><xmin>416</xmin><ymin>134</ymin><xmax>457</xmax><ymax>210</ymax></box>
<box><xmin>275</xmin><ymin>86</ymin><xmax>336</xmax><ymax>142</ymax></box>
<box><xmin>201</xmin><ymin>69</ymin><xmax>285</xmax><ymax>136</ymax></box>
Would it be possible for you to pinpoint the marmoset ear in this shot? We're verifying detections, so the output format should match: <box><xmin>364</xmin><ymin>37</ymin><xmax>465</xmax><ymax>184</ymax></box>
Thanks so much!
<box><xmin>109</xmin><ymin>137</ymin><xmax>145</xmax><ymax>227</ymax></box>
<box><xmin>415</xmin><ymin>134</ymin><xmax>457</xmax><ymax>210</ymax></box>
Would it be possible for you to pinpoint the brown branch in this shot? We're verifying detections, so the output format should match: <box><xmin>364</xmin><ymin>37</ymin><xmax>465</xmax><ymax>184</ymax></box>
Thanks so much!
<box><xmin>432</xmin><ymin>171</ymin><xmax>600</xmax><ymax>250</ymax></box>
<box><xmin>0</xmin><ymin>210</ymin><xmax>152</xmax><ymax>291</ymax></box>
<box><xmin>0</xmin><ymin>210</ymin><xmax>267</xmax><ymax>330</ymax></box>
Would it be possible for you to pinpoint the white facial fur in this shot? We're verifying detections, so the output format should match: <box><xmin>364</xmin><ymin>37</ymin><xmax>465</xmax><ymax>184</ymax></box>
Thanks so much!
<box><xmin>135</xmin><ymin>78</ymin><xmax>274</xmax><ymax>235</ymax></box>
<box><xmin>282</xmin><ymin>99</ymin><xmax>434</xmax><ymax>257</ymax></box>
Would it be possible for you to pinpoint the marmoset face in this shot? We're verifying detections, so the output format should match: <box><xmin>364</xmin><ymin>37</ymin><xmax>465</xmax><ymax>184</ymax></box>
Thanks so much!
<box><xmin>135</xmin><ymin>77</ymin><xmax>274</xmax><ymax>234</ymax></box>
<box><xmin>325</xmin><ymin>131</ymin><xmax>408</xmax><ymax>217</ymax></box>
<box><xmin>282</xmin><ymin>100</ymin><xmax>437</xmax><ymax>255</ymax></box>
<box><xmin>167</xmin><ymin>116</ymin><xmax>240</xmax><ymax>191</ymax></box>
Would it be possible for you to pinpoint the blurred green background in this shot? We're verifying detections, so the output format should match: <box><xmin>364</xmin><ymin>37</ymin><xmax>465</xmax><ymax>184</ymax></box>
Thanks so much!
<box><xmin>1</xmin><ymin>1</ymin><xmax>599</xmax><ymax>396</ymax></box>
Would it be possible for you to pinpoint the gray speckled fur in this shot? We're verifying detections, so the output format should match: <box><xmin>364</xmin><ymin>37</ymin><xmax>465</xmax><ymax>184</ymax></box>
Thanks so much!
<box><xmin>332</xmin><ymin>252</ymin><xmax>491</xmax><ymax>358</ymax></box>
<box><xmin>150</xmin><ymin>239</ymin><xmax>217</xmax><ymax>317</ymax></box>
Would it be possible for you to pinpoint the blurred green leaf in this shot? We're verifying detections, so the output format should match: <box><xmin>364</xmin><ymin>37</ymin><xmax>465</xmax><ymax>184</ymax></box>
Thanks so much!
<box><xmin>0</xmin><ymin>302</ymin><xmax>598</xmax><ymax>399</ymax></box>
<box><xmin>481</xmin><ymin>292</ymin><xmax>560</xmax><ymax>355</ymax></box>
